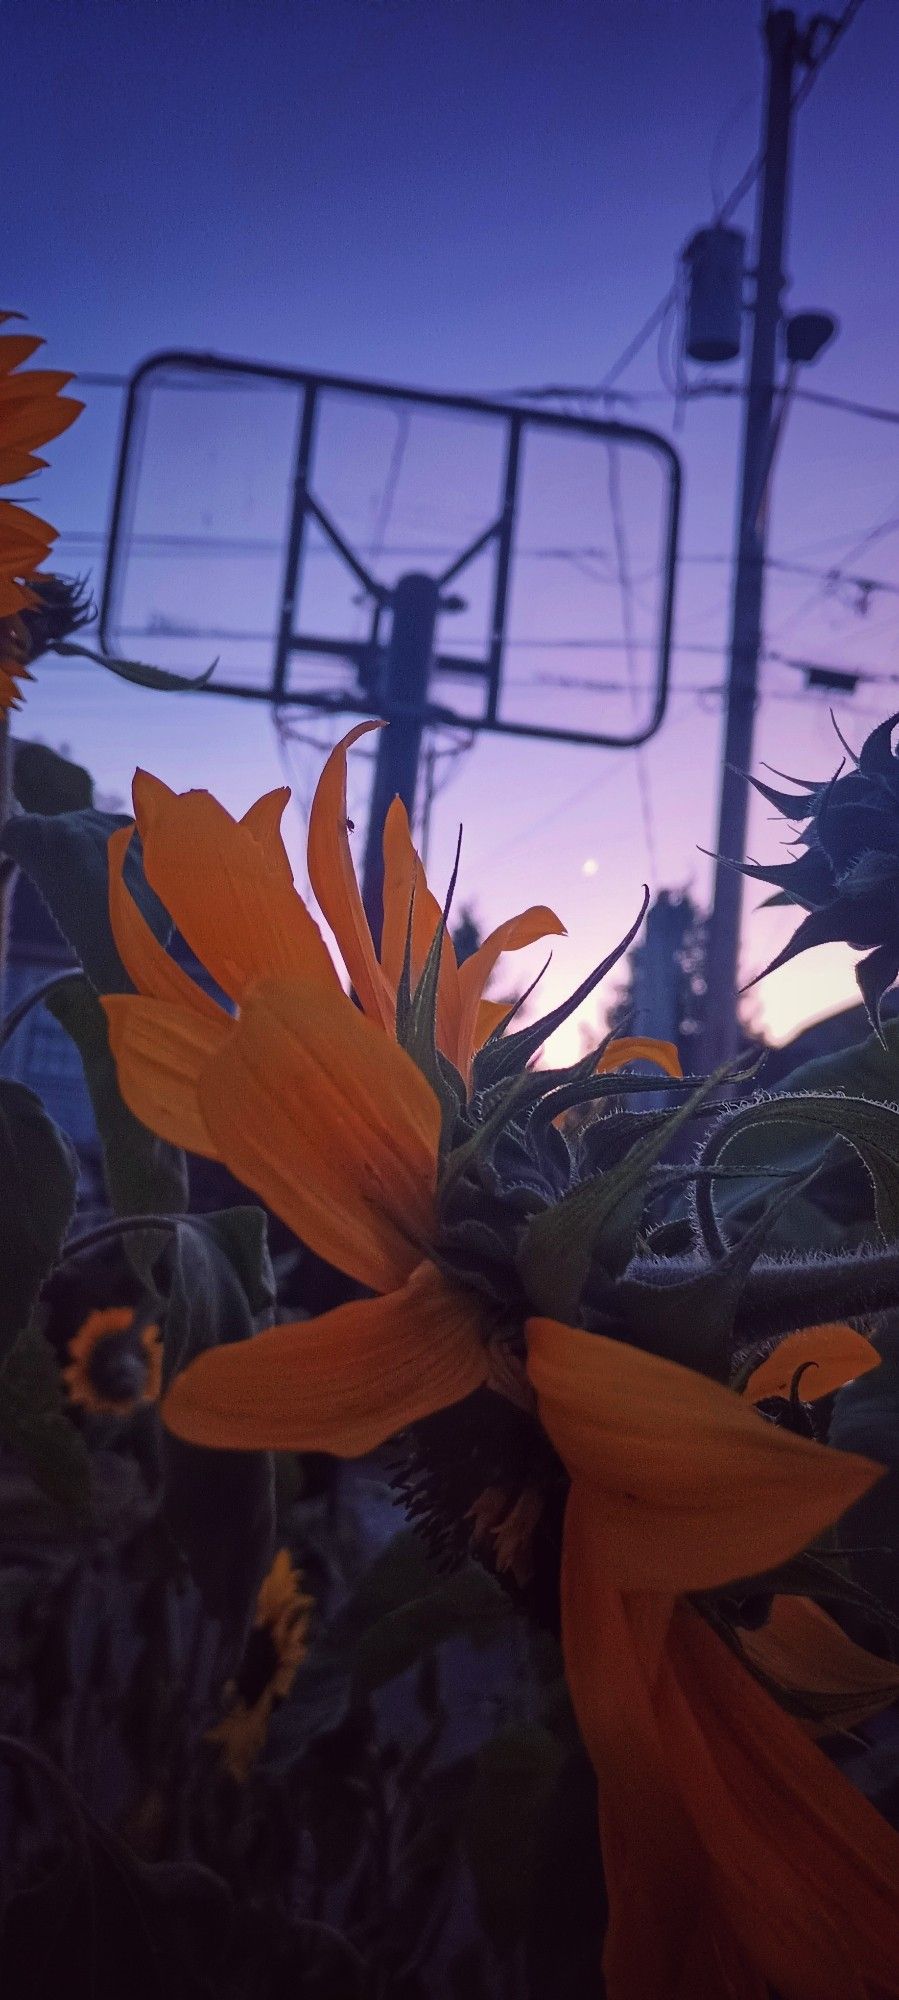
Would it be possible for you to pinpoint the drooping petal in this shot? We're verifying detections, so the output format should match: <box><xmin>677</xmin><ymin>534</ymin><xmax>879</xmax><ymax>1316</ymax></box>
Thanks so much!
<box><xmin>305</xmin><ymin>721</ymin><xmax>395</xmax><ymax>1030</ymax></box>
<box><xmin>745</xmin><ymin>1324</ymin><xmax>880</xmax><ymax>1404</ymax></box>
<box><xmin>740</xmin><ymin>1594</ymin><xmax>899</xmax><ymax>1735</ymax></box>
<box><xmin>456</xmin><ymin>905</ymin><xmax>566</xmax><ymax>1076</ymax></box>
<box><xmin>163</xmin><ymin>1259</ymin><xmax>488</xmax><ymax>1456</ymax></box>
<box><xmin>527</xmin><ymin>1318</ymin><xmax>882</xmax><ymax>1592</ymax></box>
<box><xmin>131</xmin><ymin>770</ymin><xmax>339</xmax><ymax>1004</ymax></box>
<box><xmin>107</xmin><ymin>825</ymin><xmax>224</xmax><ymax>1019</ymax></box>
<box><xmin>197</xmin><ymin>977</ymin><xmax>441</xmax><ymax>1291</ymax></box>
<box><xmin>661</xmin><ymin>1602</ymin><xmax>899</xmax><ymax>1998</ymax></box>
<box><xmin>595</xmin><ymin>1036</ymin><xmax>683</xmax><ymax>1079</ymax></box>
<box><xmin>380</xmin><ymin>795</ymin><xmax>461</xmax><ymax>1059</ymax></box>
<box><xmin>103</xmin><ymin>995</ymin><xmax>229</xmax><ymax>1156</ymax></box>
<box><xmin>559</xmin><ymin>1490</ymin><xmax>742</xmax><ymax>1999</ymax></box>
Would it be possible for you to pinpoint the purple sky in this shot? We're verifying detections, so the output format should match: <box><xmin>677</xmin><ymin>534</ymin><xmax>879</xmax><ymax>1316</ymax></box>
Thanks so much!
<box><xmin>6</xmin><ymin>0</ymin><xmax>899</xmax><ymax>1057</ymax></box>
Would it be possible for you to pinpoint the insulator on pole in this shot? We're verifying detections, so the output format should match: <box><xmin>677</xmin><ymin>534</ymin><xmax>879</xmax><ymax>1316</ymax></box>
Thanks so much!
<box><xmin>683</xmin><ymin>226</ymin><xmax>746</xmax><ymax>363</ymax></box>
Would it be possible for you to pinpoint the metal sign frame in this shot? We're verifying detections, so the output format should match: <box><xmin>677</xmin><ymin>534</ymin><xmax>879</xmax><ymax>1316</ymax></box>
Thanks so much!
<box><xmin>99</xmin><ymin>349</ymin><xmax>681</xmax><ymax>750</ymax></box>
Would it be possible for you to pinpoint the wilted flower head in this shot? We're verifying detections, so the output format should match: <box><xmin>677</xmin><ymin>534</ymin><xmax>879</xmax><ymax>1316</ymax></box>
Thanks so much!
<box><xmin>737</xmin><ymin>711</ymin><xmax>899</xmax><ymax>1031</ymax></box>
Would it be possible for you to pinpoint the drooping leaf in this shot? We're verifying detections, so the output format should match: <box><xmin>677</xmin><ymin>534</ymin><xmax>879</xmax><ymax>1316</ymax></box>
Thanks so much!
<box><xmin>46</xmin><ymin>974</ymin><xmax>187</xmax><ymax>1215</ymax></box>
<box><xmin>831</xmin><ymin>1317</ymin><xmax>899</xmax><ymax>1633</ymax></box>
<box><xmin>463</xmin><ymin>1724</ymin><xmax>566</xmax><ymax>1946</ymax></box>
<box><xmin>0</xmin><ymin>1079</ymin><xmax>77</xmax><ymax>1351</ymax></box>
<box><xmin>349</xmin><ymin>1562</ymin><xmax>512</xmax><ymax>1693</ymax></box>
<box><xmin>698</xmin><ymin>1088</ymin><xmax>899</xmax><ymax>1251</ymax></box>
<box><xmin>0</xmin><ymin>1326</ymin><xmax>90</xmax><ymax>1510</ymax></box>
<box><xmin>12</xmin><ymin>739</ymin><xmax>93</xmax><ymax>815</ymax></box>
<box><xmin>3</xmin><ymin>808</ymin><xmax>136</xmax><ymax>994</ymax></box>
<box><xmin>52</xmin><ymin>636</ymin><xmax>217</xmax><ymax>692</ymax></box>
<box><xmin>159</xmin><ymin>1210</ymin><xmax>276</xmax><ymax>1645</ymax></box>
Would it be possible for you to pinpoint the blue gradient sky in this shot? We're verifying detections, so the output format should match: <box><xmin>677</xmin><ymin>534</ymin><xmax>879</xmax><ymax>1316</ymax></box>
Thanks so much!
<box><xmin>5</xmin><ymin>0</ymin><xmax>899</xmax><ymax>1054</ymax></box>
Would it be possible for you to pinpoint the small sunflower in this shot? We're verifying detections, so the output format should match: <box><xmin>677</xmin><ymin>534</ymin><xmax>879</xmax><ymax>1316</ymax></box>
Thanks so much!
<box><xmin>206</xmin><ymin>1549</ymin><xmax>313</xmax><ymax>1782</ymax></box>
<box><xmin>63</xmin><ymin>1306</ymin><xmax>162</xmax><ymax>1416</ymax></box>
<box><xmin>0</xmin><ymin>313</ymin><xmax>84</xmax><ymax>713</ymax></box>
<box><xmin>0</xmin><ymin>572</ymin><xmax>93</xmax><ymax>714</ymax></box>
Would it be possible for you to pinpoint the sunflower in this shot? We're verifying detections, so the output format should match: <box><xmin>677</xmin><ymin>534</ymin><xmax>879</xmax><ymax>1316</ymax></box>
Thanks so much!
<box><xmin>206</xmin><ymin>1548</ymin><xmax>313</xmax><ymax>1782</ymax></box>
<box><xmin>63</xmin><ymin>1306</ymin><xmax>162</xmax><ymax>1415</ymax></box>
<box><xmin>0</xmin><ymin>313</ymin><xmax>82</xmax><ymax>711</ymax></box>
<box><xmin>99</xmin><ymin>721</ymin><xmax>574</xmax><ymax>1084</ymax></box>
<box><xmin>101</xmin><ymin>925</ymin><xmax>899</xmax><ymax>1993</ymax></box>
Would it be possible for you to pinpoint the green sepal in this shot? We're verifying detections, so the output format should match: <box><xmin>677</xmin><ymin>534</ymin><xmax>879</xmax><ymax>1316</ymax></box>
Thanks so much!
<box><xmin>399</xmin><ymin>905</ymin><xmax>465</xmax><ymax>1145</ymax></box>
<box><xmin>517</xmin><ymin>1064</ymin><xmax>732</xmax><ymax>1319</ymax></box>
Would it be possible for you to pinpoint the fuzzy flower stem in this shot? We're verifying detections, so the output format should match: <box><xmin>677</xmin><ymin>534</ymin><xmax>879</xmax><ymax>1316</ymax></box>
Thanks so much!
<box><xmin>736</xmin><ymin>1249</ymin><xmax>899</xmax><ymax>1338</ymax></box>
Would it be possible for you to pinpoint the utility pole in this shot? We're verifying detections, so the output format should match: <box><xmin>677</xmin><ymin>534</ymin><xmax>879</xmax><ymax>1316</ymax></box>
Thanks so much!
<box><xmin>360</xmin><ymin>571</ymin><xmax>439</xmax><ymax>947</ymax></box>
<box><xmin>700</xmin><ymin>9</ymin><xmax>803</xmax><ymax>1070</ymax></box>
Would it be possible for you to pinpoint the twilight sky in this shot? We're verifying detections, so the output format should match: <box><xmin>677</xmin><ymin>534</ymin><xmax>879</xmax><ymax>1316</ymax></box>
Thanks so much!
<box><xmin>5</xmin><ymin>0</ymin><xmax>899</xmax><ymax>1057</ymax></box>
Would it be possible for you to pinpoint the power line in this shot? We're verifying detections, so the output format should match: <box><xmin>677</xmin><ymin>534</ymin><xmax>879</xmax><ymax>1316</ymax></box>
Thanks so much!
<box><xmin>511</xmin><ymin>378</ymin><xmax>899</xmax><ymax>431</ymax></box>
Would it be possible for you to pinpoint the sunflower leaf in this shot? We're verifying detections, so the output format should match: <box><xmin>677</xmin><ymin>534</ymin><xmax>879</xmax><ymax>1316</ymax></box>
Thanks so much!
<box><xmin>46</xmin><ymin>974</ymin><xmax>188</xmax><ymax>1216</ymax></box>
<box><xmin>12</xmin><ymin>739</ymin><xmax>94</xmax><ymax>815</ymax></box>
<box><xmin>463</xmin><ymin>1724</ymin><xmax>567</xmax><ymax>1947</ymax></box>
<box><xmin>0</xmin><ymin>1080</ymin><xmax>77</xmax><ymax>1353</ymax></box>
<box><xmin>697</xmin><ymin>1090</ymin><xmax>899</xmax><ymax>1251</ymax></box>
<box><xmin>830</xmin><ymin>1317</ymin><xmax>899</xmax><ymax>1630</ymax></box>
<box><xmin>159</xmin><ymin>1210</ymin><xmax>275</xmax><ymax>1646</ymax></box>
<box><xmin>0</xmin><ymin>1325</ymin><xmax>91</xmax><ymax>1511</ymax></box>
<box><xmin>2</xmin><ymin>807</ymin><xmax>166</xmax><ymax>995</ymax></box>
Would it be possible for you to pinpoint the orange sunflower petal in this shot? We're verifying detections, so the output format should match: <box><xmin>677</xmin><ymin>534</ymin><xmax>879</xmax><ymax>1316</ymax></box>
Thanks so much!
<box><xmin>595</xmin><ymin>1036</ymin><xmax>683</xmax><ymax>1079</ymax></box>
<box><xmin>103</xmin><ymin>995</ymin><xmax>229</xmax><ymax>1156</ymax></box>
<box><xmin>0</xmin><ymin>449</ymin><xmax>48</xmax><ymax>483</ymax></box>
<box><xmin>456</xmin><ymin>905</ymin><xmax>566</xmax><ymax>1076</ymax></box>
<box><xmin>163</xmin><ymin>1259</ymin><xmax>488</xmax><ymax>1456</ymax></box>
<box><xmin>473</xmin><ymin>996</ymin><xmax>514</xmax><ymax>1048</ymax></box>
<box><xmin>0</xmin><ymin>334</ymin><xmax>44</xmax><ymax>375</ymax></box>
<box><xmin>131</xmin><ymin>770</ymin><xmax>339</xmax><ymax>1005</ymax></box>
<box><xmin>0</xmin><ymin>580</ymin><xmax>38</xmax><ymax>617</ymax></box>
<box><xmin>306</xmin><ymin>721</ymin><xmax>394</xmax><ymax>1030</ymax></box>
<box><xmin>0</xmin><ymin>498</ymin><xmax>58</xmax><ymax>551</ymax></box>
<box><xmin>0</xmin><ymin>369</ymin><xmax>76</xmax><ymax>404</ymax></box>
<box><xmin>526</xmin><ymin>1318</ymin><xmax>882</xmax><ymax>1592</ymax></box>
<box><xmin>0</xmin><ymin>391</ymin><xmax>83</xmax><ymax>451</ymax></box>
<box><xmin>661</xmin><ymin>1602</ymin><xmax>899</xmax><ymax>1998</ymax></box>
<box><xmin>559</xmin><ymin>1491</ymin><xmax>726</xmax><ymax>1999</ymax></box>
<box><xmin>107</xmin><ymin>824</ymin><xmax>224</xmax><ymax>1019</ymax></box>
<box><xmin>240</xmin><ymin>786</ymin><xmax>296</xmax><ymax>893</ymax></box>
<box><xmin>745</xmin><ymin>1323</ymin><xmax>880</xmax><ymax>1404</ymax></box>
<box><xmin>196</xmin><ymin>977</ymin><xmax>441</xmax><ymax>1291</ymax></box>
<box><xmin>380</xmin><ymin>795</ymin><xmax>461</xmax><ymax>1060</ymax></box>
<box><xmin>739</xmin><ymin>1593</ymin><xmax>899</xmax><ymax>1735</ymax></box>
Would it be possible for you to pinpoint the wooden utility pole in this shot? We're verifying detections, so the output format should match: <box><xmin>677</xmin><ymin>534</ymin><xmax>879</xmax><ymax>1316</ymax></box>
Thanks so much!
<box><xmin>700</xmin><ymin>9</ymin><xmax>802</xmax><ymax>1069</ymax></box>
